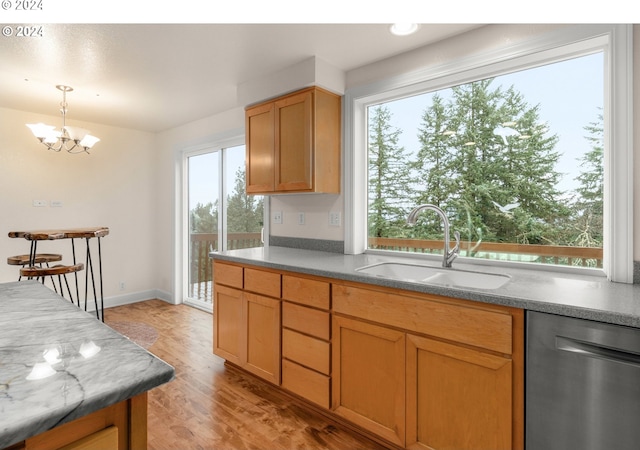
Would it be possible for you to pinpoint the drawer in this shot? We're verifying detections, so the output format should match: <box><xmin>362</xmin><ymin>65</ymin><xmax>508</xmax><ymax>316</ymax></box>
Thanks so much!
<box><xmin>282</xmin><ymin>328</ymin><xmax>330</xmax><ymax>374</ymax></box>
<box><xmin>282</xmin><ymin>302</ymin><xmax>330</xmax><ymax>340</ymax></box>
<box><xmin>244</xmin><ymin>267</ymin><xmax>281</xmax><ymax>298</ymax></box>
<box><xmin>333</xmin><ymin>284</ymin><xmax>513</xmax><ymax>355</ymax></box>
<box><xmin>282</xmin><ymin>275</ymin><xmax>330</xmax><ymax>310</ymax></box>
<box><xmin>282</xmin><ymin>359</ymin><xmax>330</xmax><ymax>408</ymax></box>
<box><xmin>213</xmin><ymin>262</ymin><xmax>243</xmax><ymax>289</ymax></box>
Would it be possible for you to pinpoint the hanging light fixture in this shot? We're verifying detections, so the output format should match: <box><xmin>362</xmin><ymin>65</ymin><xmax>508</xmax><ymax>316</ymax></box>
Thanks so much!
<box><xmin>26</xmin><ymin>85</ymin><xmax>100</xmax><ymax>154</ymax></box>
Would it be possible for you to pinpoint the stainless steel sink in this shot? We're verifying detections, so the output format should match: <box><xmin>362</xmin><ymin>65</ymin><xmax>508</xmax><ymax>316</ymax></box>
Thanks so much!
<box><xmin>355</xmin><ymin>262</ymin><xmax>510</xmax><ymax>290</ymax></box>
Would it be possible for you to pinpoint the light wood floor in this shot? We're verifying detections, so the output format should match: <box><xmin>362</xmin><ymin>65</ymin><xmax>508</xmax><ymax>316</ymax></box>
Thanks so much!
<box><xmin>105</xmin><ymin>300</ymin><xmax>387</xmax><ymax>450</ymax></box>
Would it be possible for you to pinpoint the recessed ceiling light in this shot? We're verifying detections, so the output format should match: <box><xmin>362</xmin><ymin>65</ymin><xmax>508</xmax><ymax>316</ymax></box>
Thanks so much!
<box><xmin>390</xmin><ymin>23</ymin><xmax>419</xmax><ymax>36</ymax></box>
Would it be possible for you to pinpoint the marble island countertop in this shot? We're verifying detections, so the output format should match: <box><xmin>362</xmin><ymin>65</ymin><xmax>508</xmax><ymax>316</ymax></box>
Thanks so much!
<box><xmin>211</xmin><ymin>246</ymin><xmax>640</xmax><ymax>328</ymax></box>
<box><xmin>0</xmin><ymin>281</ymin><xmax>175</xmax><ymax>449</ymax></box>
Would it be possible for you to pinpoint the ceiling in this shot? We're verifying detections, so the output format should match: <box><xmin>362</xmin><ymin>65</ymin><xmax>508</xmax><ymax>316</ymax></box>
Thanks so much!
<box><xmin>0</xmin><ymin>24</ymin><xmax>482</xmax><ymax>132</ymax></box>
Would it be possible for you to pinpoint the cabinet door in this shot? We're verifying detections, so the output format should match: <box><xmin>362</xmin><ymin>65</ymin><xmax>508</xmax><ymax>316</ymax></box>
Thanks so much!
<box><xmin>274</xmin><ymin>89</ymin><xmax>313</xmax><ymax>192</ymax></box>
<box><xmin>246</xmin><ymin>102</ymin><xmax>275</xmax><ymax>193</ymax></box>
<box><xmin>406</xmin><ymin>334</ymin><xmax>512</xmax><ymax>450</ymax></box>
<box><xmin>213</xmin><ymin>284</ymin><xmax>244</xmax><ymax>365</ymax></box>
<box><xmin>332</xmin><ymin>315</ymin><xmax>406</xmax><ymax>447</ymax></box>
<box><xmin>244</xmin><ymin>292</ymin><xmax>281</xmax><ymax>385</ymax></box>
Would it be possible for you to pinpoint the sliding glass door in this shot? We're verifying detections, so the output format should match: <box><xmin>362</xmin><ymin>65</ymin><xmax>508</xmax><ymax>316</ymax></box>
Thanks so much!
<box><xmin>185</xmin><ymin>144</ymin><xmax>264</xmax><ymax>310</ymax></box>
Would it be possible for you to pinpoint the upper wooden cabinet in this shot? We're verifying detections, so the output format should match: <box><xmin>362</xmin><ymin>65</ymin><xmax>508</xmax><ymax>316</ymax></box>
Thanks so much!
<box><xmin>245</xmin><ymin>86</ymin><xmax>341</xmax><ymax>194</ymax></box>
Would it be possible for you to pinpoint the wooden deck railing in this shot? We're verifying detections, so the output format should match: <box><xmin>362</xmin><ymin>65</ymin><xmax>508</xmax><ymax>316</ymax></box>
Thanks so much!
<box><xmin>189</xmin><ymin>232</ymin><xmax>262</xmax><ymax>303</ymax></box>
<box><xmin>369</xmin><ymin>237</ymin><xmax>603</xmax><ymax>268</ymax></box>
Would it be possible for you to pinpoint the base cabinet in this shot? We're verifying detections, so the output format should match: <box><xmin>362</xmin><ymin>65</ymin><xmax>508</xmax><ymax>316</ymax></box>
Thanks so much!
<box><xmin>213</xmin><ymin>262</ymin><xmax>281</xmax><ymax>385</ymax></box>
<box><xmin>332</xmin><ymin>316</ymin><xmax>406</xmax><ymax>447</ymax></box>
<box><xmin>212</xmin><ymin>261</ymin><xmax>523</xmax><ymax>449</ymax></box>
<box><xmin>8</xmin><ymin>393</ymin><xmax>147</xmax><ymax>450</ymax></box>
<box><xmin>244</xmin><ymin>292</ymin><xmax>280</xmax><ymax>383</ymax></box>
<box><xmin>406</xmin><ymin>335</ymin><xmax>512</xmax><ymax>450</ymax></box>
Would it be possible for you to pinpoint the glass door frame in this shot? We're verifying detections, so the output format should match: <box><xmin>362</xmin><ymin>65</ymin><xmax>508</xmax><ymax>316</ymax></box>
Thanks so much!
<box><xmin>178</xmin><ymin>134</ymin><xmax>269</xmax><ymax>312</ymax></box>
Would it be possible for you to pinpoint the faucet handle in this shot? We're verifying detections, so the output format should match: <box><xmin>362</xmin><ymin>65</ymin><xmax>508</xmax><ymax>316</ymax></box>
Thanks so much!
<box><xmin>452</xmin><ymin>231</ymin><xmax>461</xmax><ymax>253</ymax></box>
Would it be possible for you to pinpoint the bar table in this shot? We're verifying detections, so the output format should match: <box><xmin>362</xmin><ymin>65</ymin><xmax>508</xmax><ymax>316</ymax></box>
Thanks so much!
<box><xmin>8</xmin><ymin>226</ymin><xmax>109</xmax><ymax>321</ymax></box>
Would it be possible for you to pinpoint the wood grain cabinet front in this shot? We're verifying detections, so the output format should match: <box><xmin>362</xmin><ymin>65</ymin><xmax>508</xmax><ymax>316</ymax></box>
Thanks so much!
<box><xmin>245</xmin><ymin>86</ymin><xmax>341</xmax><ymax>195</ymax></box>
<box><xmin>281</xmin><ymin>275</ymin><xmax>331</xmax><ymax>408</ymax></box>
<box><xmin>332</xmin><ymin>281</ymin><xmax>524</xmax><ymax>450</ymax></box>
<box><xmin>212</xmin><ymin>261</ymin><xmax>524</xmax><ymax>450</ymax></box>
<box><xmin>213</xmin><ymin>262</ymin><xmax>282</xmax><ymax>385</ymax></box>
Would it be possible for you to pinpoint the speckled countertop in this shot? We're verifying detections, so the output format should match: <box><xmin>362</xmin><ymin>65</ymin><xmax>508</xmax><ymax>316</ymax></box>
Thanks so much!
<box><xmin>0</xmin><ymin>281</ymin><xmax>175</xmax><ymax>449</ymax></box>
<box><xmin>211</xmin><ymin>246</ymin><xmax>640</xmax><ymax>328</ymax></box>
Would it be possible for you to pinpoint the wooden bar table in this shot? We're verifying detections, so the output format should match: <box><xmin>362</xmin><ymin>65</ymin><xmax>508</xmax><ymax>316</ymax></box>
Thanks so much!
<box><xmin>8</xmin><ymin>227</ymin><xmax>109</xmax><ymax>321</ymax></box>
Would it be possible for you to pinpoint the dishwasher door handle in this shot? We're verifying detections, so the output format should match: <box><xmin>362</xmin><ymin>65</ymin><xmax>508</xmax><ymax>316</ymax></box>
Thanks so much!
<box><xmin>556</xmin><ymin>336</ymin><xmax>640</xmax><ymax>368</ymax></box>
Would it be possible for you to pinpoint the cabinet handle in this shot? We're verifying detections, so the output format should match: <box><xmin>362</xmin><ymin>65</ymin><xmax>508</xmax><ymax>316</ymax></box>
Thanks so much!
<box><xmin>556</xmin><ymin>336</ymin><xmax>640</xmax><ymax>368</ymax></box>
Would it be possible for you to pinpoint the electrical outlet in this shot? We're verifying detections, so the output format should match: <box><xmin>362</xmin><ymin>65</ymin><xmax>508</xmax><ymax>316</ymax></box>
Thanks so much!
<box><xmin>273</xmin><ymin>211</ymin><xmax>283</xmax><ymax>224</ymax></box>
<box><xmin>33</xmin><ymin>200</ymin><xmax>46</xmax><ymax>207</ymax></box>
<box><xmin>298</xmin><ymin>212</ymin><xmax>305</xmax><ymax>225</ymax></box>
<box><xmin>119</xmin><ymin>281</ymin><xmax>126</xmax><ymax>291</ymax></box>
<box><xmin>50</xmin><ymin>200</ymin><xmax>63</xmax><ymax>207</ymax></box>
<box><xmin>329</xmin><ymin>211</ymin><xmax>341</xmax><ymax>227</ymax></box>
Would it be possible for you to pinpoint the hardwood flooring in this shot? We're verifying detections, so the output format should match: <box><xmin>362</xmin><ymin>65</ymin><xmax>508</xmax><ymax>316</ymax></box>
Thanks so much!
<box><xmin>104</xmin><ymin>300</ymin><xmax>387</xmax><ymax>450</ymax></box>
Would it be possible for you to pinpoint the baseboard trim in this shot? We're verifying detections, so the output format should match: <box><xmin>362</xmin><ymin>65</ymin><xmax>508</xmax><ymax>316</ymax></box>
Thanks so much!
<box><xmin>81</xmin><ymin>289</ymin><xmax>174</xmax><ymax>313</ymax></box>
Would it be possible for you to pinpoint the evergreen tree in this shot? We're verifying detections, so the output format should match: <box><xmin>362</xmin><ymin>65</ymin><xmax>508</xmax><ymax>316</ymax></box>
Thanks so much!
<box><xmin>190</xmin><ymin>201</ymin><xmax>217</xmax><ymax>233</ymax></box>
<box><xmin>368</xmin><ymin>105</ymin><xmax>413</xmax><ymax>238</ymax></box>
<box><xmin>227</xmin><ymin>167</ymin><xmax>263</xmax><ymax>233</ymax></box>
<box><xmin>570</xmin><ymin>112</ymin><xmax>603</xmax><ymax>248</ymax></box>
<box><xmin>411</xmin><ymin>79</ymin><xmax>569</xmax><ymax>246</ymax></box>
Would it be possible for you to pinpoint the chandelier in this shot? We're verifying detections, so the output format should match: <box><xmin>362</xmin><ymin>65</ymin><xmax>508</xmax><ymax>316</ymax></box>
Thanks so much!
<box><xmin>26</xmin><ymin>85</ymin><xmax>100</xmax><ymax>154</ymax></box>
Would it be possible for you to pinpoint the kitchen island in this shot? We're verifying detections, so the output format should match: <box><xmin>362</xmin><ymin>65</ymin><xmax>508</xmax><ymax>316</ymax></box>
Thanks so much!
<box><xmin>0</xmin><ymin>281</ymin><xmax>175</xmax><ymax>450</ymax></box>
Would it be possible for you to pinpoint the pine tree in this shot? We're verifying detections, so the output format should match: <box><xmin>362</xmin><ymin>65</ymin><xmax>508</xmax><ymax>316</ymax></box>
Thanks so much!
<box><xmin>368</xmin><ymin>105</ymin><xmax>413</xmax><ymax>238</ymax></box>
<box><xmin>190</xmin><ymin>201</ymin><xmax>217</xmax><ymax>233</ymax></box>
<box><xmin>570</xmin><ymin>112</ymin><xmax>603</xmax><ymax>248</ymax></box>
<box><xmin>412</xmin><ymin>78</ymin><xmax>569</xmax><ymax>246</ymax></box>
<box><xmin>227</xmin><ymin>167</ymin><xmax>263</xmax><ymax>233</ymax></box>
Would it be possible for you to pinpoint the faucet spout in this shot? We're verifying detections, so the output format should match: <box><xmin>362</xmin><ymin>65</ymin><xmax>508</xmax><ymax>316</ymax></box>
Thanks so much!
<box><xmin>407</xmin><ymin>204</ymin><xmax>460</xmax><ymax>268</ymax></box>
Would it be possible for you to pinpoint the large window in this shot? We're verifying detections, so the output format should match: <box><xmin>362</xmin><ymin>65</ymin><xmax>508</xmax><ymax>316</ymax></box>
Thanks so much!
<box><xmin>367</xmin><ymin>53</ymin><xmax>604</xmax><ymax>268</ymax></box>
<box><xmin>345</xmin><ymin>25</ymin><xmax>633</xmax><ymax>282</ymax></box>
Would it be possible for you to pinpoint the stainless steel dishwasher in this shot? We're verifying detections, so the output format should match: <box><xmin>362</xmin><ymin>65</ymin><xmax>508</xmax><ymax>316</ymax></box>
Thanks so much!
<box><xmin>527</xmin><ymin>311</ymin><xmax>640</xmax><ymax>450</ymax></box>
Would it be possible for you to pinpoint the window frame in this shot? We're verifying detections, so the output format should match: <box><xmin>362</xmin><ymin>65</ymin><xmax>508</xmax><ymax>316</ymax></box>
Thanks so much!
<box><xmin>343</xmin><ymin>24</ymin><xmax>633</xmax><ymax>283</ymax></box>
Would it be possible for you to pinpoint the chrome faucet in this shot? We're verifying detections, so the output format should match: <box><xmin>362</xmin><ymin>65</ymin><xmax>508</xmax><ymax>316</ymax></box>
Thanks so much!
<box><xmin>407</xmin><ymin>204</ymin><xmax>461</xmax><ymax>268</ymax></box>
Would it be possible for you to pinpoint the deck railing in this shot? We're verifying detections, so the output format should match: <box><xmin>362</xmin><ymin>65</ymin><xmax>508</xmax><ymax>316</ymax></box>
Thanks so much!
<box><xmin>189</xmin><ymin>232</ymin><xmax>262</xmax><ymax>303</ymax></box>
<box><xmin>369</xmin><ymin>237</ymin><xmax>603</xmax><ymax>268</ymax></box>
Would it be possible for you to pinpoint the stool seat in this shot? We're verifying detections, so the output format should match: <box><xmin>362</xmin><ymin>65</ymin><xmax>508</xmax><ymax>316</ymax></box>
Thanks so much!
<box><xmin>21</xmin><ymin>263</ymin><xmax>84</xmax><ymax>277</ymax></box>
<box><xmin>7</xmin><ymin>253</ymin><xmax>63</xmax><ymax>266</ymax></box>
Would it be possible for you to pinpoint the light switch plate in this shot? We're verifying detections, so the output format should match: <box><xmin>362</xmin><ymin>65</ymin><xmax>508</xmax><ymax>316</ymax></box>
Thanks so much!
<box><xmin>298</xmin><ymin>212</ymin><xmax>305</xmax><ymax>225</ymax></box>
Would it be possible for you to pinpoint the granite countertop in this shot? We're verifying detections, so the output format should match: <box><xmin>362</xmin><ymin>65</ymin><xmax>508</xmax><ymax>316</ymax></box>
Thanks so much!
<box><xmin>210</xmin><ymin>246</ymin><xmax>640</xmax><ymax>328</ymax></box>
<box><xmin>0</xmin><ymin>281</ymin><xmax>175</xmax><ymax>448</ymax></box>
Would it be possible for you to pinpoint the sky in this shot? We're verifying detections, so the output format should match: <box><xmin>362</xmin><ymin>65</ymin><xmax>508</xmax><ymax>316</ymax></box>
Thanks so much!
<box><xmin>188</xmin><ymin>145</ymin><xmax>246</xmax><ymax>211</ymax></box>
<box><xmin>381</xmin><ymin>51</ymin><xmax>604</xmax><ymax>195</ymax></box>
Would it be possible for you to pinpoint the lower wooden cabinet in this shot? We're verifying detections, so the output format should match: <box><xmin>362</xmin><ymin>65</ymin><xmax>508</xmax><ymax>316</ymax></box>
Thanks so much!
<box><xmin>213</xmin><ymin>284</ymin><xmax>243</xmax><ymax>366</ymax></box>
<box><xmin>332</xmin><ymin>316</ymin><xmax>406</xmax><ymax>447</ymax></box>
<box><xmin>212</xmin><ymin>261</ymin><xmax>524</xmax><ymax>449</ymax></box>
<box><xmin>10</xmin><ymin>393</ymin><xmax>147</xmax><ymax>450</ymax></box>
<box><xmin>406</xmin><ymin>334</ymin><xmax>513</xmax><ymax>450</ymax></box>
<box><xmin>244</xmin><ymin>292</ymin><xmax>280</xmax><ymax>384</ymax></box>
<box><xmin>213</xmin><ymin>262</ymin><xmax>281</xmax><ymax>385</ymax></box>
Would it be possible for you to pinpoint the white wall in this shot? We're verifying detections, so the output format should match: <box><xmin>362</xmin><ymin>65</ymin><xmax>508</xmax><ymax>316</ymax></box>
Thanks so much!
<box><xmin>0</xmin><ymin>106</ymin><xmax>160</xmax><ymax>306</ymax></box>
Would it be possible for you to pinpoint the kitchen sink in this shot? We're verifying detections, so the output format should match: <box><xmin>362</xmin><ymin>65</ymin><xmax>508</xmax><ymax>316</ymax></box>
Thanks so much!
<box><xmin>355</xmin><ymin>262</ymin><xmax>510</xmax><ymax>290</ymax></box>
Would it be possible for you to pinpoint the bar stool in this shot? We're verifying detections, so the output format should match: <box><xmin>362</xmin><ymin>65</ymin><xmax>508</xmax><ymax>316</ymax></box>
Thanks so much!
<box><xmin>7</xmin><ymin>253</ymin><xmax>63</xmax><ymax>292</ymax></box>
<box><xmin>20</xmin><ymin>263</ymin><xmax>85</xmax><ymax>307</ymax></box>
